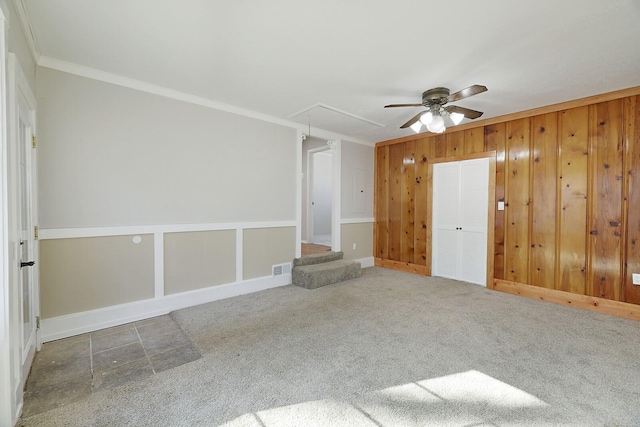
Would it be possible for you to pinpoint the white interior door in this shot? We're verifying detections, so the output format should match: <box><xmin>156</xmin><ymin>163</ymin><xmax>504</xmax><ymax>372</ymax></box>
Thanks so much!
<box><xmin>459</xmin><ymin>158</ymin><xmax>489</xmax><ymax>285</ymax></box>
<box><xmin>432</xmin><ymin>162</ymin><xmax>460</xmax><ymax>279</ymax></box>
<box><xmin>432</xmin><ymin>158</ymin><xmax>489</xmax><ymax>286</ymax></box>
<box><xmin>17</xmin><ymin>96</ymin><xmax>38</xmax><ymax>385</ymax></box>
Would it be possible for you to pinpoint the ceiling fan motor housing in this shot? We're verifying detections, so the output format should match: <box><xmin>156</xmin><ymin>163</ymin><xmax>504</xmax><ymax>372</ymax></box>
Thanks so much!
<box><xmin>422</xmin><ymin>87</ymin><xmax>450</xmax><ymax>106</ymax></box>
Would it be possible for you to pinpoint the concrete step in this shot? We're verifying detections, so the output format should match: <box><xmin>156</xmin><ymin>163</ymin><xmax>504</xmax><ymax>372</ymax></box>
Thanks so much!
<box><xmin>293</xmin><ymin>251</ymin><xmax>344</xmax><ymax>267</ymax></box>
<box><xmin>292</xmin><ymin>259</ymin><xmax>361</xmax><ymax>289</ymax></box>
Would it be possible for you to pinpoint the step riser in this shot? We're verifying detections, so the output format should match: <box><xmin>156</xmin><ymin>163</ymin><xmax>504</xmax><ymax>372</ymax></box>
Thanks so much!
<box><xmin>292</xmin><ymin>261</ymin><xmax>361</xmax><ymax>290</ymax></box>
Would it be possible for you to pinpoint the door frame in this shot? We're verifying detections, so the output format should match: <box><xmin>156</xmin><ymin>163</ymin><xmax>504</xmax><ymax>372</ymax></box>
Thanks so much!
<box><xmin>296</xmin><ymin>131</ymin><xmax>341</xmax><ymax>258</ymax></box>
<box><xmin>6</xmin><ymin>52</ymin><xmax>38</xmax><ymax>417</ymax></box>
<box><xmin>428</xmin><ymin>152</ymin><xmax>496</xmax><ymax>287</ymax></box>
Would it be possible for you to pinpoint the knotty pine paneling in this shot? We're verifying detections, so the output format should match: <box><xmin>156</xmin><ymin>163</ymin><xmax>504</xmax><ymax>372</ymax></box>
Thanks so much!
<box><xmin>465</xmin><ymin>128</ymin><xmax>485</xmax><ymax>155</ymax></box>
<box><xmin>388</xmin><ymin>144</ymin><xmax>404</xmax><ymax>261</ymax></box>
<box><xmin>375</xmin><ymin>146</ymin><xmax>389</xmax><ymax>259</ymax></box>
<box><xmin>557</xmin><ymin>106</ymin><xmax>589</xmax><ymax>294</ymax></box>
<box><xmin>588</xmin><ymin>100</ymin><xmax>624</xmax><ymax>300</ymax></box>
<box><xmin>374</xmin><ymin>91</ymin><xmax>640</xmax><ymax>309</ymax></box>
<box><xmin>529</xmin><ymin>113</ymin><xmax>558</xmax><ymax>289</ymax></box>
<box><xmin>446</xmin><ymin>131</ymin><xmax>464</xmax><ymax>157</ymax></box>
<box><xmin>624</xmin><ymin>96</ymin><xmax>640</xmax><ymax>304</ymax></box>
<box><xmin>484</xmin><ymin>123</ymin><xmax>506</xmax><ymax>279</ymax></box>
<box><xmin>504</xmin><ymin>118</ymin><xmax>531</xmax><ymax>283</ymax></box>
<box><xmin>401</xmin><ymin>141</ymin><xmax>416</xmax><ymax>263</ymax></box>
<box><xmin>414</xmin><ymin>138</ymin><xmax>430</xmax><ymax>266</ymax></box>
<box><xmin>431</xmin><ymin>134</ymin><xmax>446</xmax><ymax>158</ymax></box>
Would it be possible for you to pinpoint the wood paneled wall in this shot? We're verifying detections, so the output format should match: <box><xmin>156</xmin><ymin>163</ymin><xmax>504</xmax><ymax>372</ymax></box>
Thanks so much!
<box><xmin>375</xmin><ymin>92</ymin><xmax>640</xmax><ymax>306</ymax></box>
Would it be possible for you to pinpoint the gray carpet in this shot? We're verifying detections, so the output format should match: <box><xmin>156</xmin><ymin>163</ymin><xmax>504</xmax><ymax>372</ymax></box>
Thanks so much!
<box><xmin>19</xmin><ymin>267</ymin><xmax>640</xmax><ymax>426</ymax></box>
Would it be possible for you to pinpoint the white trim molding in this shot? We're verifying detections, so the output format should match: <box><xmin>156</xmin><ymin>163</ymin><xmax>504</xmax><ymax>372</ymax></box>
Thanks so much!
<box><xmin>356</xmin><ymin>256</ymin><xmax>375</xmax><ymax>269</ymax></box>
<box><xmin>41</xmin><ymin>273</ymin><xmax>292</xmax><ymax>342</ymax></box>
<box><xmin>341</xmin><ymin>218</ymin><xmax>374</xmax><ymax>224</ymax></box>
<box><xmin>38</xmin><ymin>220</ymin><xmax>297</xmax><ymax>240</ymax></box>
<box><xmin>11</xmin><ymin>0</ymin><xmax>40</xmax><ymax>63</ymax></box>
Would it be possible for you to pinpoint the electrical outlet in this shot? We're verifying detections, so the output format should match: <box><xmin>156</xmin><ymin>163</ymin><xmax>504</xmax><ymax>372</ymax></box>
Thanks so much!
<box><xmin>352</xmin><ymin>243</ymin><xmax>357</xmax><ymax>250</ymax></box>
<box><xmin>633</xmin><ymin>273</ymin><xmax>640</xmax><ymax>285</ymax></box>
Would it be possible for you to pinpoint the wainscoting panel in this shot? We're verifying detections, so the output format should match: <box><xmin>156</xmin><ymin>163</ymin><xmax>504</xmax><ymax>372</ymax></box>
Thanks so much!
<box><xmin>164</xmin><ymin>230</ymin><xmax>236</xmax><ymax>295</ymax></box>
<box><xmin>40</xmin><ymin>235</ymin><xmax>155</xmax><ymax>318</ymax></box>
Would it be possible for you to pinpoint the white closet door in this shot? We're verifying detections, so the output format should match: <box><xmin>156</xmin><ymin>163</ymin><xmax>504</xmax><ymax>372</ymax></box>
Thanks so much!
<box><xmin>432</xmin><ymin>158</ymin><xmax>489</xmax><ymax>286</ymax></box>
<box><xmin>432</xmin><ymin>162</ymin><xmax>460</xmax><ymax>279</ymax></box>
<box><xmin>459</xmin><ymin>158</ymin><xmax>489</xmax><ymax>285</ymax></box>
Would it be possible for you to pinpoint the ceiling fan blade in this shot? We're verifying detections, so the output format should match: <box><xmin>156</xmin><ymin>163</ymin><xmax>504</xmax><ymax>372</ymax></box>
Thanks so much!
<box><xmin>446</xmin><ymin>85</ymin><xmax>487</xmax><ymax>103</ymax></box>
<box><xmin>385</xmin><ymin>103</ymin><xmax>424</xmax><ymax>108</ymax></box>
<box><xmin>445</xmin><ymin>105</ymin><xmax>484</xmax><ymax>120</ymax></box>
<box><xmin>400</xmin><ymin>110</ymin><xmax>429</xmax><ymax>129</ymax></box>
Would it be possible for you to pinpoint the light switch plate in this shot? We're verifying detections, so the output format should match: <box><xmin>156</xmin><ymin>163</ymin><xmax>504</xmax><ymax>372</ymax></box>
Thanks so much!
<box><xmin>498</xmin><ymin>201</ymin><xmax>505</xmax><ymax>211</ymax></box>
<box><xmin>633</xmin><ymin>273</ymin><xmax>640</xmax><ymax>285</ymax></box>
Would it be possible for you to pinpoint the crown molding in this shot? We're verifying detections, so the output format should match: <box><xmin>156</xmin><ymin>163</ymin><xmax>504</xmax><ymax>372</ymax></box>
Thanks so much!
<box><xmin>37</xmin><ymin>55</ymin><xmax>375</xmax><ymax>147</ymax></box>
<box><xmin>11</xmin><ymin>0</ymin><xmax>40</xmax><ymax>63</ymax></box>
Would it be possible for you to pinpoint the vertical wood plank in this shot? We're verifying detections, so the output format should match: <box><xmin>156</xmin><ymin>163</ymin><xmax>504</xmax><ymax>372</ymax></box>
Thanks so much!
<box><xmin>484</xmin><ymin>123</ymin><xmax>506</xmax><ymax>279</ymax></box>
<box><xmin>401</xmin><ymin>141</ymin><xmax>416</xmax><ymax>263</ymax></box>
<box><xmin>431</xmin><ymin>134</ymin><xmax>447</xmax><ymax>158</ymax></box>
<box><xmin>529</xmin><ymin>113</ymin><xmax>558</xmax><ymax>289</ymax></box>
<box><xmin>414</xmin><ymin>138</ymin><xmax>429</xmax><ymax>266</ymax></box>
<box><xmin>486</xmin><ymin>157</ymin><xmax>497</xmax><ymax>288</ymax></box>
<box><xmin>588</xmin><ymin>100</ymin><xmax>624</xmax><ymax>300</ymax></box>
<box><xmin>388</xmin><ymin>143</ymin><xmax>404</xmax><ymax>261</ymax></box>
<box><xmin>465</xmin><ymin>128</ymin><xmax>484</xmax><ymax>155</ymax></box>
<box><xmin>374</xmin><ymin>146</ymin><xmax>389</xmax><ymax>259</ymax></box>
<box><xmin>557</xmin><ymin>106</ymin><xmax>589</xmax><ymax>294</ymax></box>
<box><xmin>624</xmin><ymin>96</ymin><xmax>640</xmax><ymax>304</ymax></box>
<box><xmin>446</xmin><ymin>131</ymin><xmax>464</xmax><ymax>157</ymax></box>
<box><xmin>504</xmin><ymin>118</ymin><xmax>531</xmax><ymax>283</ymax></box>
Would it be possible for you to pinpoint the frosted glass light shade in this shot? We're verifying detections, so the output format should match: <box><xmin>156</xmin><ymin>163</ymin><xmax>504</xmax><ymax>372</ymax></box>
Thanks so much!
<box><xmin>420</xmin><ymin>111</ymin><xmax>433</xmax><ymax>125</ymax></box>
<box><xmin>410</xmin><ymin>121</ymin><xmax>422</xmax><ymax>133</ymax></box>
<box><xmin>450</xmin><ymin>112</ymin><xmax>465</xmax><ymax>125</ymax></box>
<box><xmin>427</xmin><ymin>115</ymin><xmax>445</xmax><ymax>133</ymax></box>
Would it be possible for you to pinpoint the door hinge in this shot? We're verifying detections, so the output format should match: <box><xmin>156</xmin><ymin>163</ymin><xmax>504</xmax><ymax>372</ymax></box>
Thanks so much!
<box><xmin>36</xmin><ymin>316</ymin><xmax>40</xmax><ymax>329</ymax></box>
<box><xmin>34</xmin><ymin>226</ymin><xmax>39</xmax><ymax>240</ymax></box>
<box><xmin>32</xmin><ymin>135</ymin><xmax>37</xmax><ymax>148</ymax></box>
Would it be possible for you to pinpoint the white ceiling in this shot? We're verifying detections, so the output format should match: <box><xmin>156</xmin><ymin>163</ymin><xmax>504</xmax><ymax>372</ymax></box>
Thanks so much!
<box><xmin>21</xmin><ymin>0</ymin><xmax>640</xmax><ymax>143</ymax></box>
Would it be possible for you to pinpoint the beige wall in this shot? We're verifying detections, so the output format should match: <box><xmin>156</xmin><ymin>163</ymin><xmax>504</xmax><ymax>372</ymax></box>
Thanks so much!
<box><xmin>164</xmin><ymin>230</ymin><xmax>236</xmax><ymax>294</ymax></box>
<box><xmin>40</xmin><ymin>235</ymin><xmax>155</xmax><ymax>318</ymax></box>
<box><xmin>243</xmin><ymin>227</ymin><xmax>296</xmax><ymax>280</ymax></box>
<box><xmin>36</xmin><ymin>67</ymin><xmax>297</xmax><ymax>228</ymax></box>
<box><xmin>341</xmin><ymin>140</ymin><xmax>374</xmax><ymax>219</ymax></box>
<box><xmin>341</xmin><ymin>222</ymin><xmax>373</xmax><ymax>260</ymax></box>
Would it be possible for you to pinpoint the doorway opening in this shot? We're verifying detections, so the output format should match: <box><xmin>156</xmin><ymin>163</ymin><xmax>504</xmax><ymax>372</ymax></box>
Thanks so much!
<box><xmin>301</xmin><ymin>136</ymin><xmax>336</xmax><ymax>256</ymax></box>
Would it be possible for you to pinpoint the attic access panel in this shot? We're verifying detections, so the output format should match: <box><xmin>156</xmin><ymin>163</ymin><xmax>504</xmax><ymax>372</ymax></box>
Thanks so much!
<box><xmin>288</xmin><ymin>103</ymin><xmax>384</xmax><ymax>136</ymax></box>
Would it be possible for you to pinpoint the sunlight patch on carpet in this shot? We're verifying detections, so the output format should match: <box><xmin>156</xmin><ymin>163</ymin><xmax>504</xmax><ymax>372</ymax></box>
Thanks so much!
<box><xmin>220</xmin><ymin>370</ymin><xmax>549</xmax><ymax>426</ymax></box>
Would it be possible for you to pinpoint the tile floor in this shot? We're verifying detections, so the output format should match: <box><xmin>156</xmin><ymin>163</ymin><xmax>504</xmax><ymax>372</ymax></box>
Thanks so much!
<box><xmin>22</xmin><ymin>314</ymin><xmax>201</xmax><ymax>418</ymax></box>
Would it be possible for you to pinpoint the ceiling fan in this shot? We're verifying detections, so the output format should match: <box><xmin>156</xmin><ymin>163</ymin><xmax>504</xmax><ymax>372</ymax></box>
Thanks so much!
<box><xmin>385</xmin><ymin>85</ymin><xmax>487</xmax><ymax>133</ymax></box>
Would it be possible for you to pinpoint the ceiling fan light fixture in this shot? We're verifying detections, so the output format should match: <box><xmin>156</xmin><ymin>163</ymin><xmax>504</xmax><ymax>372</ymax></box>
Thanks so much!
<box><xmin>450</xmin><ymin>112</ymin><xmax>465</xmax><ymax>125</ymax></box>
<box><xmin>420</xmin><ymin>111</ymin><xmax>433</xmax><ymax>125</ymax></box>
<box><xmin>410</xmin><ymin>121</ymin><xmax>422</xmax><ymax>133</ymax></box>
<box><xmin>427</xmin><ymin>114</ymin><xmax>445</xmax><ymax>133</ymax></box>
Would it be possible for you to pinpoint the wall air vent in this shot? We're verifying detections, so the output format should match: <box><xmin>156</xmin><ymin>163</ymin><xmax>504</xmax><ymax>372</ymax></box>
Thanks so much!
<box><xmin>272</xmin><ymin>262</ymin><xmax>292</xmax><ymax>276</ymax></box>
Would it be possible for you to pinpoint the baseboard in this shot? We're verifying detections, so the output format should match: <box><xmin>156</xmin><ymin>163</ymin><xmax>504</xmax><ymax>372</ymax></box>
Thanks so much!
<box><xmin>493</xmin><ymin>279</ymin><xmax>640</xmax><ymax>322</ymax></box>
<box><xmin>374</xmin><ymin>258</ymin><xmax>429</xmax><ymax>275</ymax></box>
<box><xmin>356</xmin><ymin>256</ymin><xmax>375</xmax><ymax>268</ymax></box>
<box><xmin>41</xmin><ymin>274</ymin><xmax>292</xmax><ymax>342</ymax></box>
